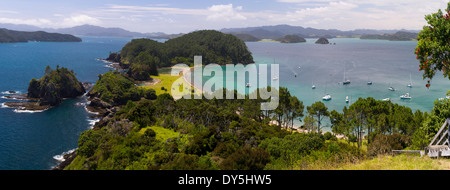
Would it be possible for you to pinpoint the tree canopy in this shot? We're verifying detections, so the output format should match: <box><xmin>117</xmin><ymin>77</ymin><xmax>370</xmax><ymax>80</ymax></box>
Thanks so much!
<box><xmin>415</xmin><ymin>2</ymin><xmax>450</xmax><ymax>90</ymax></box>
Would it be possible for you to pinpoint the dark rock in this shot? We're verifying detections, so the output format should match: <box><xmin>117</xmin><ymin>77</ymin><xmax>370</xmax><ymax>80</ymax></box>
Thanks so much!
<box><xmin>315</xmin><ymin>37</ymin><xmax>329</xmax><ymax>44</ymax></box>
<box><xmin>52</xmin><ymin>150</ymin><xmax>77</xmax><ymax>170</ymax></box>
<box><xmin>89</xmin><ymin>97</ymin><xmax>112</xmax><ymax>109</ymax></box>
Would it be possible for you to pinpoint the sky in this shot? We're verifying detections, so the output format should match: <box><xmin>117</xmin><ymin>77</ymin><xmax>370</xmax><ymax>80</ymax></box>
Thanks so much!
<box><xmin>0</xmin><ymin>0</ymin><xmax>448</xmax><ymax>33</ymax></box>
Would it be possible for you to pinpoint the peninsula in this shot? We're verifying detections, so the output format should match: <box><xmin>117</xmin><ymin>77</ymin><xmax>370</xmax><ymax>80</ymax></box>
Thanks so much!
<box><xmin>0</xmin><ymin>28</ymin><xmax>81</xmax><ymax>43</ymax></box>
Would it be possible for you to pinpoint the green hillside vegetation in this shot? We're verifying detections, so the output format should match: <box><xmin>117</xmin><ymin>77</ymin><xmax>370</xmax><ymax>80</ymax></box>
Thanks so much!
<box><xmin>86</xmin><ymin>71</ymin><xmax>156</xmax><ymax>105</ymax></box>
<box><xmin>28</xmin><ymin>65</ymin><xmax>85</xmax><ymax>106</ymax></box>
<box><xmin>63</xmin><ymin>83</ymin><xmax>450</xmax><ymax>170</ymax></box>
<box><xmin>116</xmin><ymin>30</ymin><xmax>254</xmax><ymax>81</ymax></box>
<box><xmin>0</xmin><ymin>28</ymin><xmax>81</xmax><ymax>43</ymax></box>
<box><xmin>360</xmin><ymin>31</ymin><xmax>418</xmax><ymax>41</ymax></box>
<box><xmin>277</xmin><ymin>35</ymin><xmax>306</xmax><ymax>43</ymax></box>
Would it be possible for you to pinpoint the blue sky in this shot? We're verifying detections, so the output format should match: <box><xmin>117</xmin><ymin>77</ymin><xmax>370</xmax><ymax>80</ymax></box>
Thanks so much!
<box><xmin>0</xmin><ymin>0</ymin><xmax>448</xmax><ymax>33</ymax></box>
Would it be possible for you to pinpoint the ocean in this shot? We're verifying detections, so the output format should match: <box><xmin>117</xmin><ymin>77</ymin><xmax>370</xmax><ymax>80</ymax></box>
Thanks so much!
<box><xmin>0</xmin><ymin>37</ymin><xmax>448</xmax><ymax>169</ymax></box>
<box><xmin>0</xmin><ymin>37</ymin><xmax>131</xmax><ymax>169</ymax></box>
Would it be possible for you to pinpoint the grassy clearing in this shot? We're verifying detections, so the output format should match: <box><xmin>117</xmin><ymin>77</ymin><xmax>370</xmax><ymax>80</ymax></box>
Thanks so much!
<box><xmin>139</xmin><ymin>125</ymin><xmax>180</xmax><ymax>142</ymax></box>
<box><xmin>139</xmin><ymin>73</ymin><xmax>202</xmax><ymax>97</ymax></box>
<box><xmin>338</xmin><ymin>154</ymin><xmax>450</xmax><ymax>170</ymax></box>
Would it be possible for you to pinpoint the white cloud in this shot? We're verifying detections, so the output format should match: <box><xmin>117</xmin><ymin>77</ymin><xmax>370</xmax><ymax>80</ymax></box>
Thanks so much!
<box><xmin>61</xmin><ymin>15</ymin><xmax>100</xmax><ymax>27</ymax></box>
<box><xmin>0</xmin><ymin>17</ymin><xmax>52</xmax><ymax>27</ymax></box>
<box><xmin>207</xmin><ymin>4</ymin><xmax>247</xmax><ymax>21</ymax></box>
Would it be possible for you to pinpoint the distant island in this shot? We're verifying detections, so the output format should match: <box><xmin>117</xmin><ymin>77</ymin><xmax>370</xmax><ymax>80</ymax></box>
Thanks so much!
<box><xmin>360</xmin><ymin>31</ymin><xmax>418</xmax><ymax>41</ymax></box>
<box><xmin>0</xmin><ymin>28</ymin><xmax>81</xmax><ymax>43</ymax></box>
<box><xmin>232</xmin><ymin>33</ymin><xmax>260</xmax><ymax>42</ymax></box>
<box><xmin>277</xmin><ymin>35</ymin><xmax>306</xmax><ymax>43</ymax></box>
<box><xmin>315</xmin><ymin>37</ymin><xmax>329</xmax><ymax>44</ymax></box>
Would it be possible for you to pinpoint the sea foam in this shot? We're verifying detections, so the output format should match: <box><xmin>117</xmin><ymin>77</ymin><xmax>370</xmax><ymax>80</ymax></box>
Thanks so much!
<box><xmin>53</xmin><ymin>148</ymin><xmax>76</xmax><ymax>162</ymax></box>
<box><xmin>87</xmin><ymin>118</ymin><xmax>100</xmax><ymax>129</ymax></box>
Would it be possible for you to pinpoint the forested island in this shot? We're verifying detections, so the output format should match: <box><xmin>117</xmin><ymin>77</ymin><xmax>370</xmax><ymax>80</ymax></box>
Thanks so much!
<box><xmin>105</xmin><ymin>30</ymin><xmax>254</xmax><ymax>82</ymax></box>
<box><xmin>360</xmin><ymin>31</ymin><xmax>418</xmax><ymax>41</ymax></box>
<box><xmin>315</xmin><ymin>37</ymin><xmax>329</xmax><ymax>44</ymax></box>
<box><xmin>0</xmin><ymin>28</ymin><xmax>81</xmax><ymax>43</ymax></box>
<box><xmin>276</xmin><ymin>35</ymin><xmax>306</xmax><ymax>43</ymax></box>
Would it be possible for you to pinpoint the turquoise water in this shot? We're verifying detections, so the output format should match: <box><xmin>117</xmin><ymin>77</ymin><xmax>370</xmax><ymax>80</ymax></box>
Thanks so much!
<box><xmin>191</xmin><ymin>38</ymin><xmax>449</xmax><ymax>126</ymax></box>
<box><xmin>248</xmin><ymin>38</ymin><xmax>448</xmax><ymax>113</ymax></box>
<box><xmin>0</xmin><ymin>37</ymin><xmax>448</xmax><ymax>170</ymax></box>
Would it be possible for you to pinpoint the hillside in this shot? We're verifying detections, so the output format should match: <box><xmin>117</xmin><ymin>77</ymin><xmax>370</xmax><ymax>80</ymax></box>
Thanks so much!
<box><xmin>221</xmin><ymin>24</ymin><xmax>420</xmax><ymax>39</ymax></box>
<box><xmin>0</xmin><ymin>28</ymin><xmax>81</xmax><ymax>43</ymax></box>
<box><xmin>360</xmin><ymin>31</ymin><xmax>418</xmax><ymax>41</ymax></box>
<box><xmin>116</xmin><ymin>30</ymin><xmax>254</xmax><ymax>81</ymax></box>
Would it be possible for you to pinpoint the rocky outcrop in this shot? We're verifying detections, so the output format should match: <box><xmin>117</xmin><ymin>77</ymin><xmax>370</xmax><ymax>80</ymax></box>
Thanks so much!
<box><xmin>315</xmin><ymin>37</ymin><xmax>329</xmax><ymax>44</ymax></box>
<box><xmin>27</xmin><ymin>66</ymin><xmax>86</xmax><ymax>106</ymax></box>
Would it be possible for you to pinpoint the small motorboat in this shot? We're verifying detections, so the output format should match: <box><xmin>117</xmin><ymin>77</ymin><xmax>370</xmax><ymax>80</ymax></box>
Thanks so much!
<box><xmin>345</xmin><ymin>96</ymin><xmax>349</xmax><ymax>103</ymax></box>
<box><xmin>367</xmin><ymin>81</ymin><xmax>372</xmax><ymax>85</ymax></box>
<box><xmin>382</xmin><ymin>98</ymin><xmax>390</xmax><ymax>101</ymax></box>
<box><xmin>312</xmin><ymin>84</ymin><xmax>316</xmax><ymax>89</ymax></box>
<box><xmin>400</xmin><ymin>93</ymin><xmax>411</xmax><ymax>99</ymax></box>
<box><xmin>246</xmin><ymin>83</ymin><xmax>251</xmax><ymax>87</ymax></box>
<box><xmin>388</xmin><ymin>87</ymin><xmax>395</xmax><ymax>91</ymax></box>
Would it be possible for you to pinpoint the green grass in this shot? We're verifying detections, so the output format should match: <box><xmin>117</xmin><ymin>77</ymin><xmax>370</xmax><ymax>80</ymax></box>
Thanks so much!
<box><xmin>338</xmin><ymin>154</ymin><xmax>450</xmax><ymax>170</ymax></box>
<box><xmin>139</xmin><ymin>73</ymin><xmax>201</xmax><ymax>98</ymax></box>
<box><xmin>139</xmin><ymin>125</ymin><xmax>180</xmax><ymax>142</ymax></box>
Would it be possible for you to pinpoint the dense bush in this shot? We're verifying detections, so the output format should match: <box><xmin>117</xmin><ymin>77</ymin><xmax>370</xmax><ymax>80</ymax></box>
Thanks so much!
<box><xmin>367</xmin><ymin>134</ymin><xmax>411</xmax><ymax>157</ymax></box>
<box><xmin>220</xmin><ymin>146</ymin><xmax>271</xmax><ymax>170</ymax></box>
<box><xmin>87</xmin><ymin>71</ymin><xmax>156</xmax><ymax>105</ymax></box>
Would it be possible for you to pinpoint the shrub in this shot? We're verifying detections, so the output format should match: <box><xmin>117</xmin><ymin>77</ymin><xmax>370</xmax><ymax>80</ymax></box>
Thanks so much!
<box><xmin>220</xmin><ymin>146</ymin><xmax>271</xmax><ymax>170</ymax></box>
<box><xmin>367</xmin><ymin>134</ymin><xmax>411</xmax><ymax>157</ymax></box>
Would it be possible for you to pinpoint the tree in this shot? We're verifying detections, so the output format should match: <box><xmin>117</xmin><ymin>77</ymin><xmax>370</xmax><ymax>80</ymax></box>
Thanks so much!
<box><xmin>415</xmin><ymin>2</ymin><xmax>450</xmax><ymax>91</ymax></box>
<box><xmin>289</xmin><ymin>96</ymin><xmax>304</xmax><ymax>131</ymax></box>
<box><xmin>306</xmin><ymin>101</ymin><xmax>330</xmax><ymax>133</ymax></box>
<box><xmin>44</xmin><ymin>65</ymin><xmax>52</xmax><ymax>76</ymax></box>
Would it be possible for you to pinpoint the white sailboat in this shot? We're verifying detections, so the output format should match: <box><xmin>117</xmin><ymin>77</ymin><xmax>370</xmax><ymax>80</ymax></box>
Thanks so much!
<box><xmin>343</xmin><ymin>66</ymin><xmax>350</xmax><ymax>85</ymax></box>
<box><xmin>407</xmin><ymin>73</ymin><xmax>413</xmax><ymax>88</ymax></box>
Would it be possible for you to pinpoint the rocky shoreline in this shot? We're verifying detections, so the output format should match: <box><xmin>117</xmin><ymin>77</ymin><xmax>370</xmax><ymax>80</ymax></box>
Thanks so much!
<box><xmin>2</xmin><ymin>82</ymin><xmax>92</xmax><ymax>113</ymax></box>
<box><xmin>52</xmin><ymin>96</ymin><xmax>119</xmax><ymax>170</ymax></box>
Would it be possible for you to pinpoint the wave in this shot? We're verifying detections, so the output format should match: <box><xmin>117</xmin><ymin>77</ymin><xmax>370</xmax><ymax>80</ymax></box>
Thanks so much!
<box><xmin>1</xmin><ymin>91</ymin><xmax>19</xmax><ymax>95</ymax></box>
<box><xmin>87</xmin><ymin>118</ymin><xmax>100</xmax><ymax>129</ymax></box>
<box><xmin>53</xmin><ymin>148</ymin><xmax>76</xmax><ymax>162</ymax></box>
<box><xmin>13</xmin><ymin>108</ymin><xmax>47</xmax><ymax>113</ymax></box>
<box><xmin>1</xmin><ymin>102</ymin><xmax>10</xmax><ymax>108</ymax></box>
<box><xmin>84</xmin><ymin>105</ymin><xmax>99</xmax><ymax>115</ymax></box>
<box><xmin>1</xmin><ymin>96</ymin><xmax>19</xmax><ymax>100</ymax></box>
